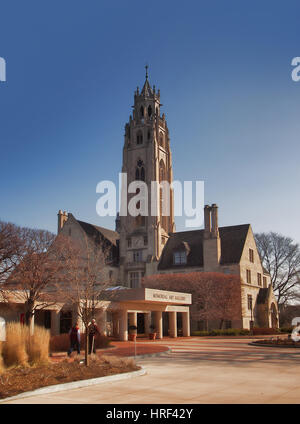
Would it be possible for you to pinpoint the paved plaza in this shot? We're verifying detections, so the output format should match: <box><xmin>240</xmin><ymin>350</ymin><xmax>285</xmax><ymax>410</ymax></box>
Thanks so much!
<box><xmin>2</xmin><ymin>337</ymin><xmax>300</xmax><ymax>404</ymax></box>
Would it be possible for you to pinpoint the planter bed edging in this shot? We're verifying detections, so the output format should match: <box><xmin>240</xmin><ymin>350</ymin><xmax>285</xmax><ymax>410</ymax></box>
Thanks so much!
<box><xmin>0</xmin><ymin>367</ymin><xmax>146</xmax><ymax>404</ymax></box>
<box><xmin>248</xmin><ymin>342</ymin><xmax>300</xmax><ymax>348</ymax></box>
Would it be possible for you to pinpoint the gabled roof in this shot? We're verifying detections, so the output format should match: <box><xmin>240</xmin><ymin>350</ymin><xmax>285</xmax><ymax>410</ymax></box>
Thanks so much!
<box><xmin>77</xmin><ymin>220</ymin><xmax>119</xmax><ymax>247</ymax></box>
<box><xmin>158</xmin><ymin>224</ymin><xmax>250</xmax><ymax>270</ymax></box>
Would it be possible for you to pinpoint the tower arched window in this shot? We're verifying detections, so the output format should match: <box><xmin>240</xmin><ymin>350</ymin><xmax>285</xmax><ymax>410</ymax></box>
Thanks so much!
<box><xmin>147</xmin><ymin>130</ymin><xmax>151</xmax><ymax>141</ymax></box>
<box><xmin>148</xmin><ymin>105</ymin><xmax>152</xmax><ymax>117</ymax></box>
<box><xmin>137</xmin><ymin>131</ymin><xmax>143</xmax><ymax>145</ymax></box>
<box><xmin>159</xmin><ymin>160</ymin><xmax>168</xmax><ymax>231</ymax></box>
<box><xmin>159</xmin><ymin>132</ymin><xmax>164</xmax><ymax>149</ymax></box>
<box><xmin>135</xmin><ymin>160</ymin><xmax>145</xmax><ymax>181</ymax></box>
<box><xmin>140</xmin><ymin>106</ymin><xmax>144</xmax><ymax>118</ymax></box>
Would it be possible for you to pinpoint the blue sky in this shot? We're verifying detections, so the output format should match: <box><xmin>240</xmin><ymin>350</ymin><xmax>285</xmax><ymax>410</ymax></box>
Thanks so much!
<box><xmin>0</xmin><ymin>0</ymin><xmax>300</xmax><ymax>243</ymax></box>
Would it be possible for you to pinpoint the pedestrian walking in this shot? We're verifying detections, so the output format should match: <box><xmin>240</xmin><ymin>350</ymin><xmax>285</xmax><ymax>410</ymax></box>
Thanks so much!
<box><xmin>68</xmin><ymin>322</ymin><xmax>81</xmax><ymax>356</ymax></box>
<box><xmin>88</xmin><ymin>318</ymin><xmax>100</xmax><ymax>354</ymax></box>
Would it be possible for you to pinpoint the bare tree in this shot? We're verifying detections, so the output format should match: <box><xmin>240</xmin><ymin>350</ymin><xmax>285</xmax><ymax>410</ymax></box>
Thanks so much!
<box><xmin>213</xmin><ymin>277</ymin><xmax>241</xmax><ymax>329</ymax></box>
<box><xmin>143</xmin><ymin>272</ymin><xmax>241</xmax><ymax>330</ymax></box>
<box><xmin>255</xmin><ymin>232</ymin><xmax>300</xmax><ymax>306</ymax></box>
<box><xmin>0</xmin><ymin>221</ymin><xmax>23</xmax><ymax>288</ymax></box>
<box><xmin>4</xmin><ymin>229</ymin><xmax>72</xmax><ymax>332</ymax></box>
<box><xmin>57</xmin><ymin>233</ymin><xmax>113</xmax><ymax>366</ymax></box>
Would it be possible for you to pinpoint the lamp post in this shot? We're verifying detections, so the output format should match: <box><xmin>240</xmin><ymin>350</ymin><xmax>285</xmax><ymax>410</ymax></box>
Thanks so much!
<box><xmin>250</xmin><ymin>297</ymin><xmax>254</xmax><ymax>335</ymax></box>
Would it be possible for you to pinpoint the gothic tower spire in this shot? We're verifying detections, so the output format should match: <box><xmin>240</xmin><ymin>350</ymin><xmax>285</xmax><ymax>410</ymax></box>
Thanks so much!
<box><xmin>119</xmin><ymin>69</ymin><xmax>175</xmax><ymax>288</ymax></box>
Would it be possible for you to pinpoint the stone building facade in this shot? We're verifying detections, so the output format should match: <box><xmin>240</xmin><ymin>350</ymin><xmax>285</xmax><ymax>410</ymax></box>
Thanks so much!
<box><xmin>0</xmin><ymin>71</ymin><xmax>279</xmax><ymax>335</ymax></box>
<box><xmin>53</xmin><ymin>71</ymin><xmax>278</xmax><ymax>331</ymax></box>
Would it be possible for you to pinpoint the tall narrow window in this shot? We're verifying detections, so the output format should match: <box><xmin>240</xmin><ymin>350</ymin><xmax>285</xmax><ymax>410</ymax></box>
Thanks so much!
<box><xmin>246</xmin><ymin>269</ymin><xmax>251</xmax><ymax>284</ymax></box>
<box><xmin>148</xmin><ymin>105</ymin><xmax>152</xmax><ymax>117</ymax></box>
<box><xmin>130</xmin><ymin>272</ymin><xmax>140</xmax><ymax>288</ymax></box>
<box><xmin>137</xmin><ymin>131</ymin><xmax>143</xmax><ymax>145</ymax></box>
<box><xmin>159</xmin><ymin>132</ymin><xmax>164</xmax><ymax>148</ymax></box>
<box><xmin>136</xmin><ymin>160</ymin><xmax>144</xmax><ymax>181</ymax></box>
<box><xmin>133</xmin><ymin>250</ymin><xmax>143</xmax><ymax>263</ymax></box>
<box><xmin>263</xmin><ymin>276</ymin><xmax>267</xmax><ymax>288</ymax></box>
<box><xmin>140</xmin><ymin>106</ymin><xmax>144</xmax><ymax>118</ymax></box>
<box><xmin>249</xmin><ymin>248</ymin><xmax>254</xmax><ymax>263</ymax></box>
<box><xmin>247</xmin><ymin>295</ymin><xmax>253</xmax><ymax>311</ymax></box>
<box><xmin>159</xmin><ymin>160</ymin><xmax>168</xmax><ymax>231</ymax></box>
<box><xmin>257</xmin><ymin>273</ymin><xmax>262</xmax><ymax>286</ymax></box>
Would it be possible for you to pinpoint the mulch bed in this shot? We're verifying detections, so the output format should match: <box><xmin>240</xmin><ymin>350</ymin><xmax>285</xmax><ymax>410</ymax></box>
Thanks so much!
<box><xmin>0</xmin><ymin>357</ymin><xmax>140</xmax><ymax>399</ymax></box>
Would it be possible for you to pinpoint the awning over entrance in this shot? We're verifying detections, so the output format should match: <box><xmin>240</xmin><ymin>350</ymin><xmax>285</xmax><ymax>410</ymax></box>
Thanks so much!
<box><xmin>104</xmin><ymin>287</ymin><xmax>192</xmax><ymax>341</ymax></box>
<box><xmin>104</xmin><ymin>287</ymin><xmax>191</xmax><ymax>305</ymax></box>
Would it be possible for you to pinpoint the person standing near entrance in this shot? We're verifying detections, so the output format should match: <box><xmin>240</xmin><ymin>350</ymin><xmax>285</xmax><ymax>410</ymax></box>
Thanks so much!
<box><xmin>88</xmin><ymin>319</ymin><xmax>100</xmax><ymax>354</ymax></box>
<box><xmin>68</xmin><ymin>322</ymin><xmax>81</xmax><ymax>356</ymax></box>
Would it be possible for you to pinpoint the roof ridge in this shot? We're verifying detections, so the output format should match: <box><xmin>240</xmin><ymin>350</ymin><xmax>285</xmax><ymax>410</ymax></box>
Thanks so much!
<box><xmin>172</xmin><ymin>223</ymin><xmax>250</xmax><ymax>236</ymax></box>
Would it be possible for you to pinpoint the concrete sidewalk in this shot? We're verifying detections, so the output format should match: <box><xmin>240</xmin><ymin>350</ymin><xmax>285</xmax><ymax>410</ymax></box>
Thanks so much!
<box><xmin>2</xmin><ymin>337</ymin><xmax>300</xmax><ymax>404</ymax></box>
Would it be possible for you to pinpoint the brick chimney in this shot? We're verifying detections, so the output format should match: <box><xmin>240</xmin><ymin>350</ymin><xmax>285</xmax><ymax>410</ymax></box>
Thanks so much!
<box><xmin>204</xmin><ymin>205</ymin><xmax>211</xmax><ymax>239</ymax></box>
<box><xmin>203</xmin><ymin>203</ymin><xmax>221</xmax><ymax>271</ymax></box>
<box><xmin>211</xmin><ymin>204</ymin><xmax>219</xmax><ymax>238</ymax></box>
<box><xmin>57</xmin><ymin>210</ymin><xmax>68</xmax><ymax>234</ymax></box>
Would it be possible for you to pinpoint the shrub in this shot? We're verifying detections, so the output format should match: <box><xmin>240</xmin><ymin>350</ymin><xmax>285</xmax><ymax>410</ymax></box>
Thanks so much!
<box><xmin>240</xmin><ymin>329</ymin><xmax>251</xmax><ymax>335</ymax></box>
<box><xmin>2</xmin><ymin>323</ymin><xmax>50</xmax><ymax>367</ymax></box>
<box><xmin>252</xmin><ymin>327</ymin><xmax>280</xmax><ymax>335</ymax></box>
<box><xmin>26</xmin><ymin>326</ymin><xmax>50</xmax><ymax>365</ymax></box>
<box><xmin>2</xmin><ymin>322</ymin><xmax>28</xmax><ymax>367</ymax></box>
<box><xmin>191</xmin><ymin>328</ymin><xmax>250</xmax><ymax>336</ymax></box>
<box><xmin>279</xmin><ymin>327</ymin><xmax>293</xmax><ymax>334</ymax></box>
<box><xmin>50</xmin><ymin>333</ymin><xmax>69</xmax><ymax>353</ymax></box>
<box><xmin>191</xmin><ymin>331</ymin><xmax>210</xmax><ymax>337</ymax></box>
<box><xmin>50</xmin><ymin>332</ymin><xmax>111</xmax><ymax>353</ymax></box>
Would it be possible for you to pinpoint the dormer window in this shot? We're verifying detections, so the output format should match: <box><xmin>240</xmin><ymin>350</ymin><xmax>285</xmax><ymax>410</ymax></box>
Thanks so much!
<box><xmin>173</xmin><ymin>251</ymin><xmax>187</xmax><ymax>265</ymax></box>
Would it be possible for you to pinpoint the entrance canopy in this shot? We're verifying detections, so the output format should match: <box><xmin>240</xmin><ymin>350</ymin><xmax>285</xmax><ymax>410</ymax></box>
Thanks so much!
<box><xmin>104</xmin><ymin>287</ymin><xmax>191</xmax><ymax>306</ymax></box>
<box><xmin>104</xmin><ymin>287</ymin><xmax>192</xmax><ymax>341</ymax></box>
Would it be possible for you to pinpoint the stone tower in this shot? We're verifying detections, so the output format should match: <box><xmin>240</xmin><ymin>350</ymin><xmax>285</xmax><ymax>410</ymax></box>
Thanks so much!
<box><xmin>119</xmin><ymin>67</ymin><xmax>175</xmax><ymax>287</ymax></box>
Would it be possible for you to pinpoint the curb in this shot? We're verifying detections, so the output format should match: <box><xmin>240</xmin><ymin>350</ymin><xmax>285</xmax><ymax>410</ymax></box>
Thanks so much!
<box><xmin>0</xmin><ymin>366</ymin><xmax>146</xmax><ymax>404</ymax></box>
<box><xmin>249</xmin><ymin>342</ymin><xmax>300</xmax><ymax>349</ymax></box>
